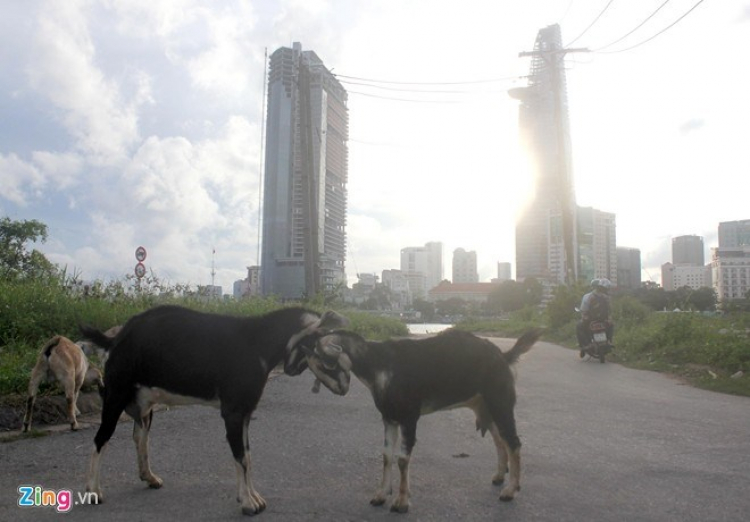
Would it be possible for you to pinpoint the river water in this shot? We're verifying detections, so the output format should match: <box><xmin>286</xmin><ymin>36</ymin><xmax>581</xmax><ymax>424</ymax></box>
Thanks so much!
<box><xmin>406</xmin><ymin>323</ymin><xmax>454</xmax><ymax>335</ymax></box>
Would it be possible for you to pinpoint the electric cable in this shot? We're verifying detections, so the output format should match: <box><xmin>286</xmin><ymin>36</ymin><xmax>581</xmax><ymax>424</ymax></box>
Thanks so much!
<box><xmin>566</xmin><ymin>0</ymin><xmax>617</xmax><ymax>47</ymax></box>
<box><xmin>592</xmin><ymin>0</ymin><xmax>673</xmax><ymax>51</ymax></box>
<box><xmin>595</xmin><ymin>0</ymin><xmax>707</xmax><ymax>54</ymax></box>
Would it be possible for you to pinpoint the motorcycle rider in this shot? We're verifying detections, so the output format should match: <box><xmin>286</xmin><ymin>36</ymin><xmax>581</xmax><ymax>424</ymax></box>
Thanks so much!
<box><xmin>577</xmin><ymin>278</ymin><xmax>614</xmax><ymax>357</ymax></box>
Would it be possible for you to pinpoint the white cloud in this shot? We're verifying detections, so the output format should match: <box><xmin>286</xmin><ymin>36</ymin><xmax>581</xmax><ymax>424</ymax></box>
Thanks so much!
<box><xmin>0</xmin><ymin>153</ymin><xmax>45</xmax><ymax>206</ymax></box>
<box><xmin>3</xmin><ymin>0</ymin><xmax>750</xmax><ymax>294</ymax></box>
<box><xmin>28</xmin><ymin>1</ymin><xmax>143</xmax><ymax>165</ymax></box>
<box><xmin>31</xmin><ymin>151</ymin><xmax>84</xmax><ymax>190</ymax></box>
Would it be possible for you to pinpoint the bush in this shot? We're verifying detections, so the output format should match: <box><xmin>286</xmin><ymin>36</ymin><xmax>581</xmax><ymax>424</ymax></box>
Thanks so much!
<box><xmin>0</xmin><ymin>278</ymin><xmax>408</xmax><ymax>396</ymax></box>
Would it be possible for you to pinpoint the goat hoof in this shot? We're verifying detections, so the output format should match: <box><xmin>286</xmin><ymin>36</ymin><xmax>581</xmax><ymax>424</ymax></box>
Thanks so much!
<box><xmin>144</xmin><ymin>475</ymin><xmax>163</xmax><ymax>489</ymax></box>
<box><xmin>370</xmin><ymin>497</ymin><xmax>386</xmax><ymax>506</ymax></box>
<box><xmin>251</xmin><ymin>493</ymin><xmax>266</xmax><ymax>512</ymax></box>
<box><xmin>390</xmin><ymin>501</ymin><xmax>409</xmax><ymax>513</ymax></box>
<box><xmin>86</xmin><ymin>489</ymin><xmax>103</xmax><ymax>504</ymax></box>
<box><xmin>241</xmin><ymin>503</ymin><xmax>265</xmax><ymax>516</ymax></box>
<box><xmin>499</xmin><ymin>485</ymin><xmax>519</xmax><ymax>501</ymax></box>
<box><xmin>492</xmin><ymin>476</ymin><xmax>505</xmax><ymax>486</ymax></box>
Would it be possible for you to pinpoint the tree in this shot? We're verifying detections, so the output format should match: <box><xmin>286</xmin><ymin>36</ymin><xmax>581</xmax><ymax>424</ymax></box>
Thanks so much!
<box><xmin>633</xmin><ymin>283</ymin><xmax>669</xmax><ymax>311</ymax></box>
<box><xmin>546</xmin><ymin>282</ymin><xmax>586</xmax><ymax>328</ymax></box>
<box><xmin>0</xmin><ymin>217</ymin><xmax>56</xmax><ymax>280</ymax></box>
<box><xmin>688</xmin><ymin>286</ymin><xmax>717</xmax><ymax>312</ymax></box>
<box><xmin>412</xmin><ymin>299</ymin><xmax>435</xmax><ymax>322</ymax></box>
<box><xmin>486</xmin><ymin>277</ymin><xmax>543</xmax><ymax>314</ymax></box>
<box><xmin>435</xmin><ymin>297</ymin><xmax>467</xmax><ymax>317</ymax></box>
<box><xmin>487</xmin><ymin>281</ymin><xmax>525</xmax><ymax>313</ymax></box>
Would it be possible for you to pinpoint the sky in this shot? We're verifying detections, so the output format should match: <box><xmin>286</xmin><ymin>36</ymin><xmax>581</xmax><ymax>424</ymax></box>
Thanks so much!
<box><xmin>1</xmin><ymin>0</ymin><xmax>749</xmax><ymax>293</ymax></box>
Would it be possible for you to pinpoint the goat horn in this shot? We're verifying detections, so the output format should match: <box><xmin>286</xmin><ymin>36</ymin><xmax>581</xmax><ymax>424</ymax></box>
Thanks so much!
<box><xmin>317</xmin><ymin>341</ymin><xmax>343</xmax><ymax>359</ymax></box>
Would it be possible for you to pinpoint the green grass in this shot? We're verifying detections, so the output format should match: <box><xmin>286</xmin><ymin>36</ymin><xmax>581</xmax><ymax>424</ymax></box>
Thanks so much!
<box><xmin>0</xmin><ymin>278</ymin><xmax>408</xmax><ymax>397</ymax></box>
<box><xmin>454</xmin><ymin>304</ymin><xmax>750</xmax><ymax>397</ymax></box>
<box><xmin>2</xmin><ymin>277</ymin><xmax>748</xmax><ymax>398</ymax></box>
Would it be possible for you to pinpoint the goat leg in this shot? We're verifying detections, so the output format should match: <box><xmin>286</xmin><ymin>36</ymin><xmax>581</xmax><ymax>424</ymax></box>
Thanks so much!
<box><xmin>390</xmin><ymin>422</ymin><xmax>417</xmax><ymax>513</ymax></box>
<box><xmin>371</xmin><ymin>420</ymin><xmax>398</xmax><ymax>506</ymax></box>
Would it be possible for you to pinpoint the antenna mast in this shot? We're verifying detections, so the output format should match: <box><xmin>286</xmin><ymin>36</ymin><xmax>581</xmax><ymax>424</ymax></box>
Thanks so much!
<box><xmin>211</xmin><ymin>247</ymin><xmax>216</xmax><ymax>289</ymax></box>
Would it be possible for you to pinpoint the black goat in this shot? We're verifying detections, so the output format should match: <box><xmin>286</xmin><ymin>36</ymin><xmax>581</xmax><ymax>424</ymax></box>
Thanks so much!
<box><xmin>305</xmin><ymin>328</ymin><xmax>541</xmax><ymax>513</ymax></box>
<box><xmin>79</xmin><ymin>305</ymin><xmax>347</xmax><ymax>516</ymax></box>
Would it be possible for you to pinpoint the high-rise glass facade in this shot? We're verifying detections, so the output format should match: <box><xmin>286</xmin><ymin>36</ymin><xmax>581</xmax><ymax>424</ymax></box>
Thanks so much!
<box><xmin>510</xmin><ymin>24</ymin><xmax>577</xmax><ymax>284</ymax></box>
<box><xmin>261</xmin><ymin>43</ymin><xmax>348</xmax><ymax>299</ymax></box>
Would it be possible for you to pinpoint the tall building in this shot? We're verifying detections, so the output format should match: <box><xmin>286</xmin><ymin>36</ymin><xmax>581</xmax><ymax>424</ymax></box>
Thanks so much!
<box><xmin>496</xmin><ymin>262</ymin><xmax>512</xmax><ymax>281</ymax></box>
<box><xmin>661</xmin><ymin>262</ymin><xmax>711</xmax><ymax>292</ymax></box>
<box><xmin>616</xmin><ymin>247</ymin><xmax>641</xmax><ymax>290</ymax></box>
<box><xmin>400</xmin><ymin>242</ymin><xmax>443</xmax><ymax>296</ymax></box>
<box><xmin>672</xmin><ymin>235</ymin><xmax>704</xmax><ymax>266</ymax></box>
<box><xmin>260</xmin><ymin>43</ymin><xmax>348</xmax><ymax>299</ymax></box>
<box><xmin>711</xmin><ymin>246</ymin><xmax>750</xmax><ymax>302</ymax></box>
<box><xmin>718</xmin><ymin>219</ymin><xmax>750</xmax><ymax>248</ymax></box>
<box><xmin>510</xmin><ymin>24</ymin><xmax>577</xmax><ymax>284</ymax></box>
<box><xmin>577</xmin><ymin>207</ymin><xmax>617</xmax><ymax>284</ymax></box>
<box><xmin>452</xmin><ymin>248</ymin><xmax>478</xmax><ymax>283</ymax></box>
<box><xmin>381</xmin><ymin>269</ymin><xmax>411</xmax><ymax>310</ymax></box>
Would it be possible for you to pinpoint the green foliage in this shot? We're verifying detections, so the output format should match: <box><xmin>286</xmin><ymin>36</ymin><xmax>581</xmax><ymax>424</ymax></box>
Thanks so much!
<box><xmin>486</xmin><ymin>277</ymin><xmax>543</xmax><ymax>314</ymax></box>
<box><xmin>455</xmin><ymin>306</ymin><xmax>546</xmax><ymax>338</ymax></box>
<box><xmin>0</xmin><ymin>275</ymin><xmax>408</xmax><ymax>396</ymax></box>
<box><xmin>613</xmin><ymin>312</ymin><xmax>750</xmax><ymax>373</ymax></box>
<box><xmin>339</xmin><ymin>310</ymin><xmax>409</xmax><ymax>340</ymax></box>
<box><xmin>632</xmin><ymin>283</ymin><xmax>669</xmax><ymax>311</ymax></box>
<box><xmin>0</xmin><ymin>217</ymin><xmax>57</xmax><ymax>281</ymax></box>
<box><xmin>546</xmin><ymin>282</ymin><xmax>586</xmax><ymax>329</ymax></box>
<box><xmin>611</xmin><ymin>295</ymin><xmax>650</xmax><ymax>325</ymax></box>
<box><xmin>435</xmin><ymin>297</ymin><xmax>467</xmax><ymax>317</ymax></box>
<box><xmin>412</xmin><ymin>299</ymin><xmax>435</xmax><ymax>322</ymax></box>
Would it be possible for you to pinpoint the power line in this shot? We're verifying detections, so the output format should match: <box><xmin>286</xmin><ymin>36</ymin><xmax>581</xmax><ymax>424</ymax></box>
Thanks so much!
<box><xmin>566</xmin><ymin>0</ymin><xmax>618</xmax><ymax>47</ymax></box>
<box><xmin>338</xmin><ymin>78</ymin><xmax>522</xmax><ymax>94</ymax></box>
<box><xmin>596</xmin><ymin>0</ymin><xmax>707</xmax><ymax>54</ymax></box>
<box><xmin>346</xmin><ymin>89</ymin><xmax>465</xmax><ymax>104</ymax></box>
<box><xmin>334</xmin><ymin>73</ymin><xmax>523</xmax><ymax>86</ymax></box>
<box><xmin>592</xmin><ymin>0</ymin><xmax>673</xmax><ymax>51</ymax></box>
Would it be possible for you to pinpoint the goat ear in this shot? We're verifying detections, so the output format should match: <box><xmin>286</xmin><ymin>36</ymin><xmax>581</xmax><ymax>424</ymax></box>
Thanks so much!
<box><xmin>318</xmin><ymin>311</ymin><xmax>349</xmax><ymax>330</ymax></box>
<box><xmin>285</xmin><ymin>311</ymin><xmax>348</xmax><ymax>353</ymax></box>
<box><xmin>315</xmin><ymin>338</ymin><xmax>343</xmax><ymax>359</ymax></box>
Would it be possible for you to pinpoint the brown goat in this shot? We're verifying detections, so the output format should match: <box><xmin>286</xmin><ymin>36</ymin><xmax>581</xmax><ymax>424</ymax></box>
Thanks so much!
<box><xmin>23</xmin><ymin>335</ymin><xmax>103</xmax><ymax>432</ymax></box>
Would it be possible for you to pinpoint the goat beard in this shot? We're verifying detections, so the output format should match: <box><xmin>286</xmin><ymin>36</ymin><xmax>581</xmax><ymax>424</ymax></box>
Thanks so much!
<box><xmin>306</xmin><ymin>354</ymin><xmax>351</xmax><ymax>396</ymax></box>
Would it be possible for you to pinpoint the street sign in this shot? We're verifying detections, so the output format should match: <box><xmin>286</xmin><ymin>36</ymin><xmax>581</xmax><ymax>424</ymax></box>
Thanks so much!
<box><xmin>135</xmin><ymin>246</ymin><xmax>147</xmax><ymax>262</ymax></box>
<box><xmin>135</xmin><ymin>262</ymin><xmax>146</xmax><ymax>279</ymax></box>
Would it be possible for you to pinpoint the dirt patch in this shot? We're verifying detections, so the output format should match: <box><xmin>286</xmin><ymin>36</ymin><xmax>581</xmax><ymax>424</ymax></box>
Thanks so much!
<box><xmin>0</xmin><ymin>392</ymin><xmax>102</xmax><ymax>432</ymax></box>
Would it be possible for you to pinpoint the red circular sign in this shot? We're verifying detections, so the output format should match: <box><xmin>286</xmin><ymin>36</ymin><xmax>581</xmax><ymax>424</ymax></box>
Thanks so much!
<box><xmin>135</xmin><ymin>262</ymin><xmax>146</xmax><ymax>279</ymax></box>
<box><xmin>135</xmin><ymin>246</ymin><xmax>147</xmax><ymax>262</ymax></box>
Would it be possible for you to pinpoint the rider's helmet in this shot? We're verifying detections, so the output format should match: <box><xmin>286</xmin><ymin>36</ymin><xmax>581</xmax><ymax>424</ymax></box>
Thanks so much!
<box><xmin>590</xmin><ymin>278</ymin><xmax>600</xmax><ymax>288</ymax></box>
<box><xmin>595</xmin><ymin>278</ymin><xmax>612</xmax><ymax>292</ymax></box>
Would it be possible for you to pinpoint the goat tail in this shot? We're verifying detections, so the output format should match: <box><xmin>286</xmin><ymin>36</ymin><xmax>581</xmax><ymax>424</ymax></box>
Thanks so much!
<box><xmin>79</xmin><ymin>325</ymin><xmax>115</xmax><ymax>352</ymax></box>
<box><xmin>503</xmin><ymin>328</ymin><xmax>543</xmax><ymax>365</ymax></box>
<box><xmin>42</xmin><ymin>336</ymin><xmax>63</xmax><ymax>358</ymax></box>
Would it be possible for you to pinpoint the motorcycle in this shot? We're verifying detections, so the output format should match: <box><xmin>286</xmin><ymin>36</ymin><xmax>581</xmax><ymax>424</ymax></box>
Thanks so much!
<box><xmin>580</xmin><ymin>320</ymin><xmax>613</xmax><ymax>363</ymax></box>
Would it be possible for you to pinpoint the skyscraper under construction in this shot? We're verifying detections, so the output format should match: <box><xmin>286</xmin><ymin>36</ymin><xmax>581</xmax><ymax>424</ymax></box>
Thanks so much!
<box><xmin>261</xmin><ymin>42</ymin><xmax>349</xmax><ymax>299</ymax></box>
<box><xmin>510</xmin><ymin>24</ymin><xmax>578</xmax><ymax>284</ymax></box>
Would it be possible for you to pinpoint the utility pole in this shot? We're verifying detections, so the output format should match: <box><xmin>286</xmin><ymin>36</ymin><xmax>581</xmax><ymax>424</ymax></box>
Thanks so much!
<box><xmin>519</xmin><ymin>44</ymin><xmax>588</xmax><ymax>286</ymax></box>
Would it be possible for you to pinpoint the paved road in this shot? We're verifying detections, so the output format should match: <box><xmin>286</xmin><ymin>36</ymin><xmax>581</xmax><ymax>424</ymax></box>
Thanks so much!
<box><xmin>2</xmin><ymin>338</ymin><xmax>749</xmax><ymax>521</ymax></box>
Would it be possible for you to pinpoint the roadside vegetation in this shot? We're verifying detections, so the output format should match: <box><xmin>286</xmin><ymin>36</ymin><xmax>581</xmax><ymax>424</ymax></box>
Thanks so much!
<box><xmin>1</xmin><ymin>216</ymin><xmax>748</xmax><ymax>399</ymax></box>
<box><xmin>0</xmin><ymin>217</ymin><xmax>407</xmax><ymax>399</ymax></box>
<box><xmin>0</xmin><ymin>275</ymin><xmax>408</xmax><ymax>396</ymax></box>
<box><xmin>456</xmin><ymin>284</ymin><xmax>750</xmax><ymax>397</ymax></box>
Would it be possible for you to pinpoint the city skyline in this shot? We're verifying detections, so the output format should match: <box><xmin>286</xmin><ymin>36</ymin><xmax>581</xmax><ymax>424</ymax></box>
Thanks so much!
<box><xmin>1</xmin><ymin>2</ymin><xmax>749</xmax><ymax>293</ymax></box>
